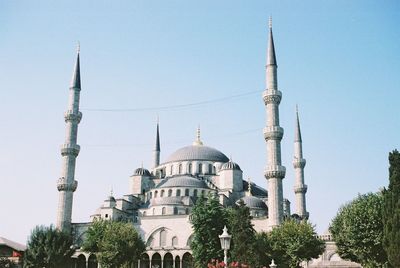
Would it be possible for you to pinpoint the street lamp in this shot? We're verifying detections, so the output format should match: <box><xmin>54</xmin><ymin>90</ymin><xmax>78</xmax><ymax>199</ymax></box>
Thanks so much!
<box><xmin>219</xmin><ymin>225</ymin><xmax>231</xmax><ymax>265</ymax></box>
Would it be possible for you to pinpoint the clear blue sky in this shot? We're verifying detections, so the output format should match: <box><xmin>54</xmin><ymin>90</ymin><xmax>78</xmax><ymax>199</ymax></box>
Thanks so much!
<box><xmin>1</xmin><ymin>1</ymin><xmax>399</xmax><ymax>244</ymax></box>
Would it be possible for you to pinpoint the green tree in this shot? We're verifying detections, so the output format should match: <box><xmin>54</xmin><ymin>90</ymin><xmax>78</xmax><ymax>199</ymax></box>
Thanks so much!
<box><xmin>24</xmin><ymin>225</ymin><xmax>73</xmax><ymax>268</ymax></box>
<box><xmin>269</xmin><ymin>219</ymin><xmax>325</xmax><ymax>268</ymax></box>
<box><xmin>228</xmin><ymin>200</ymin><xmax>257</xmax><ymax>266</ymax></box>
<box><xmin>253</xmin><ymin>232</ymin><xmax>273</xmax><ymax>267</ymax></box>
<box><xmin>0</xmin><ymin>257</ymin><xmax>17</xmax><ymax>268</ymax></box>
<box><xmin>330</xmin><ymin>193</ymin><xmax>387</xmax><ymax>268</ymax></box>
<box><xmin>82</xmin><ymin>220</ymin><xmax>145</xmax><ymax>268</ymax></box>
<box><xmin>190</xmin><ymin>194</ymin><xmax>228</xmax><ymax>267</ymax></box>
<box><xmin>383</xmin><ymin>149</ymin><xmax>400</xmax><ymax>267</ymax></box>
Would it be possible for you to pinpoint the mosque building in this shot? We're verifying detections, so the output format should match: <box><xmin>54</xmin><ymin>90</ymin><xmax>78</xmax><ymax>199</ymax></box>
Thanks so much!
<box><xmin>55</xmin><ymin>20</ymin><xmax>361</xmax><ymax>268</ymax></box>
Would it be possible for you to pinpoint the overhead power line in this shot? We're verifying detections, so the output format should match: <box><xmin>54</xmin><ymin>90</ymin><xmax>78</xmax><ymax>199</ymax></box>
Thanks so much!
<box><xmin>83</xmin><ymin>90</ymin><xmax>262</xmax><ymax>112</ymax></box>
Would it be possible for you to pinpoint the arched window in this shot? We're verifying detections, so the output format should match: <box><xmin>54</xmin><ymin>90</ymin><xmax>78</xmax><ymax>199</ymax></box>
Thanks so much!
<box><xmin>160</xmin><ymin>190</ymin><xmax>165</xmax><ymax>197</ymax></box>
<box><xmin>209</xmin><ymin>164</ymin><xmax>213</xmax><ymax>174</ymax></box>
<box><xmin>185</xmin><ymin>208</ymin><xmax>189</xmax><ymax>214</ymax></box>
<box><xmin>185</xmin><ymin>189</ymin><xmax>189</xmax><ymax>196</ymax></box>
<box><xmin>150</xmin><ymin>192</ymin><xmax>153</xmax><ymax>199</ymax></box>
<box><xmin>179</xmin><ymin>164</ymin><xmax>182</xmax><ymax>174</ymax></box>
<box><xmin>173</xmin><ymin>207</ymin><xmax>178</xmax><ymax>215</ymax></box>
<box><xmin>152</xmin><ymin>208</ymin><xmax>156</xmax><ymax>215</ymax></box>
<box><xmin>143</xmin><ymin>211</ymin><xmax>146</xmax><ymax>216</ymax></box>
<box><xmin>188</xmin><ymin>163</ymin><xmax>192</xmax><ymax>174</ymax></box>
<box><xmin>170</xmin><ymin>165</ymin><xmax>173</xmax><ymax>175</ymax></box>
<box><xmin>168</xmin><ymin>189</ymin><xmax>172</xmax><ymax>197</ymax></box>
<box><xmin>154</xmin><ymin>191</ymin><xmax>158</xmax><ymax>198</ymax></box>
<box><xmin>193</xmin><ymin>189</ymin><xmax>198</xmax><ymax>197</ymax></box>
<box><xmin>176</xmin><ymin>189</ymin><xmax>181</xmax><ymax>197</ymax></box>
<box><xmin>77</xmin><ymin>254</ymin><xmax>86</xmax><ymax>268</ymax></box>
<box><xmin>88</xmin><ymin>254</ymin><xmax>98</xmax><ymax>268</ymax></box>
<box><xmin>160</xmin><ymin>230</ymin><xmax>167</xmax><ymax>247</ymax></box>
<box><xmin>172</xmin><ymin>236</ymin><xmax>178</xmax><ymax>247</ymax></box>
<box><xmin>198</xmin><ymin>163</ymin><xmax>202</xmax><ymax>174</ymax></box>
<box><xmin>162</xmin><ymin>207</ymin><xmax>166</xmax><ymax>215</ymax></box>
<box><xmin>201</xmin><ymin>190</ymin><xmax>205</xmax><ymax>196</ymax></box>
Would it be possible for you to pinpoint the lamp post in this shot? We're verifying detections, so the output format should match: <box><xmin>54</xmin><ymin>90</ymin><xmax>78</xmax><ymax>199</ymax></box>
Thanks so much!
<box><xmin>219</xmin><ymin>225</ymin><xmax>231</xmax><ymax>265</ymax></box>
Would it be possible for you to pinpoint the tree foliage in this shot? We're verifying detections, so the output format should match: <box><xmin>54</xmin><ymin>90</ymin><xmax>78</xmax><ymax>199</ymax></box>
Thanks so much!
<box><xmin>383</xmin><ymin>149</ymin><xmax>400</xmax><ymax>267</ymax></box>
<box><xmin>228</xmin><ymin>200</ymin><xmax>258</xmax><ymax>267</ymax></box>
<box><xmin>82</xmin><ymin>220</ymin><xmax>145</xmax><ymax>268</ymax></box>
<box><xmin>24</xmin><ymin>225</ymin><xmax>73</xmax><ymax>268</ymax></box>
<box><xmin>330</xmin><ymin>192</ymin><xmax>387</xmax><ymax>268</ymax></box>
<box><xmin>190</xmin><ymin>194</ymin><xmax>228</xmax><ymax>268</ymax></box>
<box><xmin>0</xmin><ymin>257</ymin><xmax>17</xmax><ymax>268</ymax></box>
<box><xmin>253</xmin><ymin>232</ymin><xmax>273</xmax><ymax>267</ymax></box>
<box><xmin>268</xmin><ymin>219</ymin><xmax>325</xmax><ymax>268</ymax></box>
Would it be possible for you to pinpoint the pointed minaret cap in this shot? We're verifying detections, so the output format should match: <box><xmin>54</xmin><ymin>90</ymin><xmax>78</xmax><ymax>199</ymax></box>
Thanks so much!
<box><xmin>295</xmin><ymin>105</ymin><xmax>302</xmax><ymax>142</ymax></box>
<box><xmin>267</xmin><ymin>16</ymin><xmax>277</xmax><ymax>66</ymax></box>
<box><xmin>193</xmin><ymin>125</ymin><xmax>203</xmax><ymax>146</ymax></box>
<box><xmin>155</xmin><ymin>119</ymin><xmax>160</xmax><ymax>151</ymax></box>
<box><xmin>70</xmin><ymin>43</ymin><xmax>81</xmax><ymax>89</ymax></box>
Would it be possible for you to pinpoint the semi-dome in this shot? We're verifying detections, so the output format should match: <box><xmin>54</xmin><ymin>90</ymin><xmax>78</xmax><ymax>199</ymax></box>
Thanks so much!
<box><xmin>238</xmin><ymin>196</ymin><xmax>267</xmax><ymax>209</ymax></box>
<box><xmin>165</xmin><ymin>145</ymin><xmax>229</xmax><ymax>164</ymax></box>
<box><xmin>133</xmin><ymin>167</ymin><xmax>151</xmax><ymax>176</ymax></box>
<box><xmin>157</xmin><ymin>176</ymin><xmax>208</xmax><ymax>189</ymax></box>
<box><xmin>221</xmin><ymin>161</ymin><xmax>241</xmax><ymax>171</ymax></box>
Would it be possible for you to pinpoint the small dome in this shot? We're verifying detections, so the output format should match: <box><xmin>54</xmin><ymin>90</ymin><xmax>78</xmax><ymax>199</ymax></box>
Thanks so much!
<box><xmin>157</xmin><ymin>176</ymin><xmax>208</xmax><ymax>189</ymax></box>
<box><xmin>134</xmin><ymin>167</ymin><xmax>151</xmax><ymax>176</ymax></box>
<box><xmin>221</xmin><ymin>161</ymin><xmax>241</xmax><ymax>171</ymax></box>
<box><xmin>164</xmin><ymin>145</ymin><xmax>229</xmax><ymax>163</ymax></box>
<box><xmin>238</xmin><ymin>196</ymin><xmax>267</xmax><ymax>209</ymax></box>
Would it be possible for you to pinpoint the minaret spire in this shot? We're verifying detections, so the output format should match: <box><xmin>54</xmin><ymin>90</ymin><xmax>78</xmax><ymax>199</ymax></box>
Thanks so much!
<box><xmin>293</xmin><ymin>106</ymin><xmax>308</xmax><ymax>219</ymax></box>
<box><xmin>56</xmin><ymin>47</ymin><xmax>83</xmax><ymax>232</ymax></box>
<box><xmin>262</xmin><ymin>19</ymin><xmax>286</xmax><ymax>228</ymax></box>
<box><xmin>153</xmin><ymin>119</ymin><xmax>161</xmax><ymax>169</ymax></box>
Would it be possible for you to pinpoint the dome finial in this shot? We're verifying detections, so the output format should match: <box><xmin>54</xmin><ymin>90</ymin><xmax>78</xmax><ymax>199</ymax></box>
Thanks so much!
<box><xmin>269</xmin><ymin>16</ymin><xmax>272</xmax><ymax>29</ymax></box>
<box><xmin>77</xmin><ymin>41</ymin><xmax>80</xmax><ymax>54</ymax></box>
<box><xmin>193</xmin><ymin>125</ymin><xmax>203</xmax><ymax>146</ymax></box>
<box><xmin>110</xmin><ymin>185</ymin><xmax>113</xmax><ymax>197</ymax></box>
<box><xmin>246</xmin><ymin>178</ymin><xmax>252</xmax><ymax>196</ymax></box>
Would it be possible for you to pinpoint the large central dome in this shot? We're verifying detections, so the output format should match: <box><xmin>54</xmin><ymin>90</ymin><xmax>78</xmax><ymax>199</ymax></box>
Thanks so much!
<box><xmin>164</xmin><ymin>144</ymin><xmax>229</xmax><ymax>164</ymax></box>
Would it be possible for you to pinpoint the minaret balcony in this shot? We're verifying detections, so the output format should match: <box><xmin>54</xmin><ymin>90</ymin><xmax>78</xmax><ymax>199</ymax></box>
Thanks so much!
<box><xmin>60</xmin><ymin>143</ymin><xmax>80</xmax><ymax>156</ymax></box>
<box><xmin>294</xmin><ymin>184</ymin><xmax>308</xmax><ymax>194</ymax></box>
<box><xmin>293</xmin><ymin>158</ymin><xmax>306</xmax><ymax>168</ymax></box>
<box><xmin>57</xmin><ymin>177</ymin><xmax>78</xmax><ymax>192</ymax></box>
<box><xmin>64</xmin><ymin>110</ymin><xmax>82</xmax><ymax>123</ymax></box>
<box><xmin>262</xmin><ymin>89</ymin><xmax>282</xmax><ymax>105</ymax></box>
<box><xmin>264</xmin><ymin>165</ymin><xmax>286</xmax><ymax>179</ymax></box>
<box><xmin>263</xmin><ymin>126</ymin><xmax>284</xmax><ymax>140</ymax></box>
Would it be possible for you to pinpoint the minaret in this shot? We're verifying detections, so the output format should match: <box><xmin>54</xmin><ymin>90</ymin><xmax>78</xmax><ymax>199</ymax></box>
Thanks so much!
<box><xmin>56</xmin><ymin>46</ymin><xmax>82</xmax><ymax>232</ymax></box>
<box><xmin>293</xmin><ymin>106</ymin><xmax>308</xmax><ymax>219</ymax></box>
<box><xmin>153</xmin><ymin>120</ymin><xmax>160</xmax><ymax>169</ymax></box>
<box><xmin>263</xmin><ymin>18</ymin><xmax>286</xmax><ymax>228</ymax></box>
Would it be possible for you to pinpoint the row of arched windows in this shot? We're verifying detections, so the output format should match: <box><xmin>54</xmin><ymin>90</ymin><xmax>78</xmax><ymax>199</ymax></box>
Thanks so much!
<box><xmin>142</xmin><ymin>206</ymin><xmax>190</xmax><ymax>216</ymax></box>
<box><xmin>148</xmin><ymin>188</ymin><xmax>208</xmax><ymax>199</ymax></box>
<box><xmin>165</xmin><ymin>163</ymin><xmax>216</xmax><ymax>176</ymax></box>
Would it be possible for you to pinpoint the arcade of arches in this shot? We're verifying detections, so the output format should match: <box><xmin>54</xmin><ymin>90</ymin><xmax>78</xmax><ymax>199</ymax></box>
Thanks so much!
<box><xmin>141</xmin><ymin>252</ymin><xmax>193</xmax><ymax>268</ymax></box>
<box><xmin>72</xmin><ymin>252</ymin><xmax>193</xmax><ymax>268</ymax></box>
